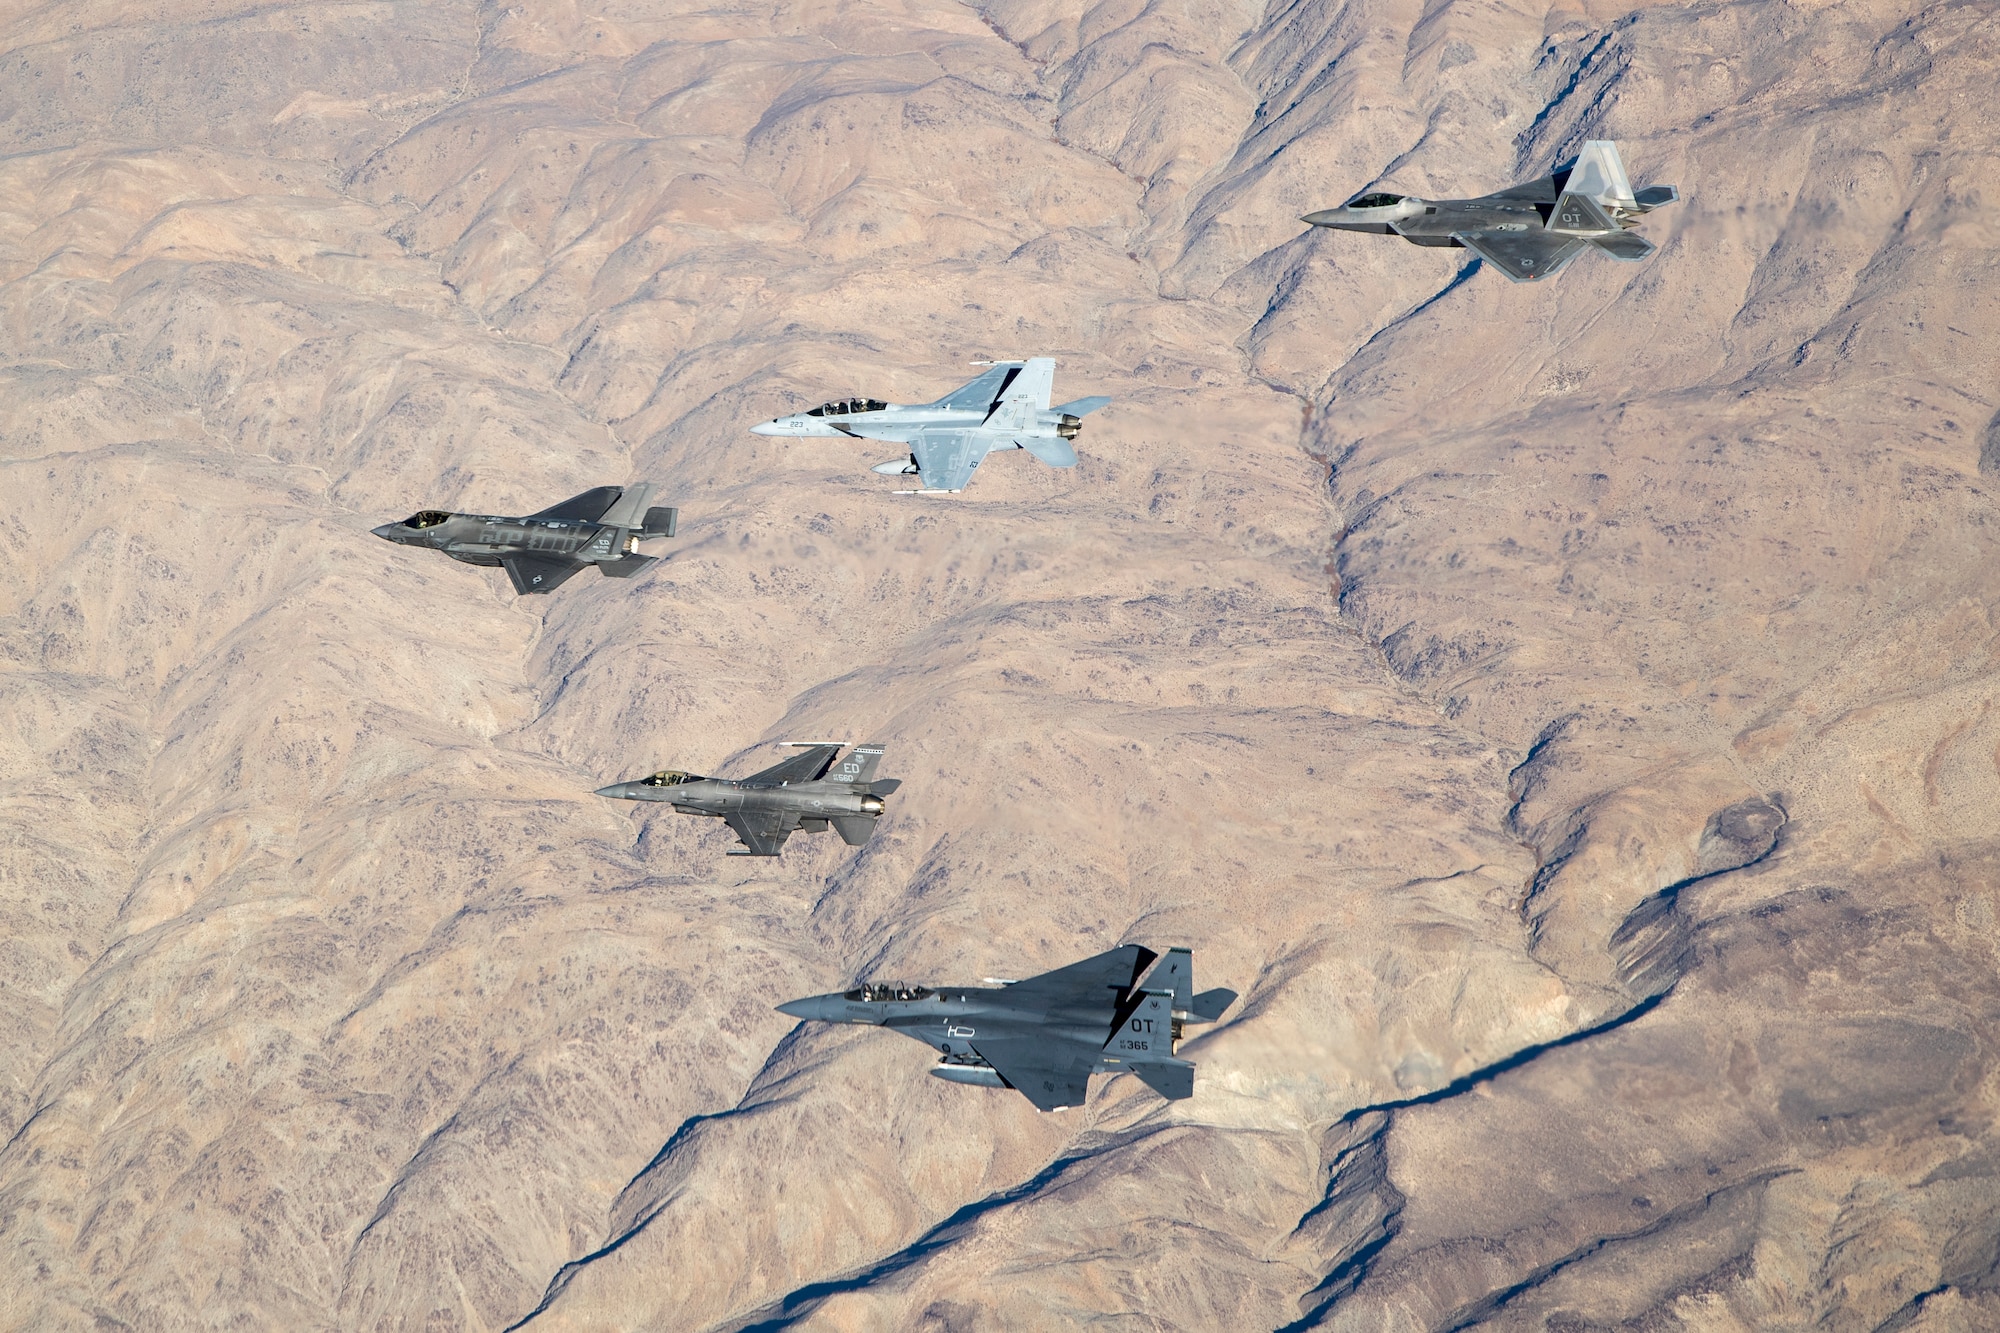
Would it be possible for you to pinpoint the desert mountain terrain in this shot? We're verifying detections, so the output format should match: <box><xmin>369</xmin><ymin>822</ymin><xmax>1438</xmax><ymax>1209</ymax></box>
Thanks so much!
<box><xmin>2</xmin><ymin>0</ymin><xmax>1998</xmax><ymax>1328</ymax></box>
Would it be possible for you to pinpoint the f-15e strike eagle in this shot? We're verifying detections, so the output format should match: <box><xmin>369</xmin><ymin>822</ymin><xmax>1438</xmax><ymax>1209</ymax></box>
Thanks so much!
<box><xmin>595</xmin><ymin>742</ymin><xmax>900</xmax><ymax>856</ymax></box>
<box><xmin>372</xmin><ymin>485</ymin><xmax>678</xmax><ymax>594</ymax></box>
<box><xmin>1302</xmin><ymin>140</ymin><xmax>1679</xmax><ymax>282</ymax></box>
<box><xmin>750</xmin><ymin>357</ymin><xmax>1110</xmax><ymax>493</ymax></box>
<box><xmin>777</xmin><ymin>944</ymin><xmax>1236</xmax><ymax>1111</ymax></box>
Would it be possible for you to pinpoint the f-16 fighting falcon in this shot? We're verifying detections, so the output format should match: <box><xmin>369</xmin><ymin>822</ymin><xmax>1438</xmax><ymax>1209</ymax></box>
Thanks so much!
<box><xmin>1301</xmin><ymin>140</ymin><xmax>1679</xmax><ymax>283</ymax></box>
<box><xmin>749</xmin><ymin>357</ymin><xmax>1110</xmax><ymax>494</ymax></box>
<box><xmin>777</xmin><ymin>944</ymin><xmax>1237</xmax><ymax>1111</ymax></box>
<box><xmin>372</xmin><ymin>485</ymin><xmax>678</xmax><ymax>594</ymax></box>
<box><xmin>595</xmin><ymin>742</ymin><xmax>900</xmax><ymax>856</ymax></box>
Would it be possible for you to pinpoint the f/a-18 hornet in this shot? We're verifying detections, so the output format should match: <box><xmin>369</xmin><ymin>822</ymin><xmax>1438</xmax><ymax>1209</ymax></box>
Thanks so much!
<box><xmin>777</xmin><ymin>944</ymin><xmax>1236</xmax><ymax>1111</ymax></box>
<box><xmin>1302</xmin><ymin>140</ymin><xmax>1678</xmax><ymax>282</ymax></box>
<box><xmin>372</xmin><ymin>484</ymin><xmax>678</xmax><ymax>594</ymax></box>
<box><xmin>595</xmin><ymin>742</ymin><xmax>899</xmax><ymax>856</ymax></box>
<box><xmin>749</xmin><ymin>357</ymin><xmax>1110</xmax><ymax>494</ymax></box>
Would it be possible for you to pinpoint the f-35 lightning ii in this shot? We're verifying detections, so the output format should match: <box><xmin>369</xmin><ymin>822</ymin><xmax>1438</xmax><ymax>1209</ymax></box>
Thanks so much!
<box><xmin>595</xmin><ymin>741</ymin><xmax>900</xmax><ymax>856</ymax></box>
<box><xmin>372</xmin><ymin>485</ymin><xmax>678</xmax><ymax>594</ymax></box>
<box><xmin>1302</xmin><ymin>140</ymin><xmax>1679</xmax><ymax>283</ymax></box>
<box><xmin>749</xmin><ymin>358</ymin><xmax>1110</xmax><ymax>494</ymax></box>
<box><xmin>776</xmin><ymin>944</ymin><xmax>1237</xmax><ymax>1111</ymax></box>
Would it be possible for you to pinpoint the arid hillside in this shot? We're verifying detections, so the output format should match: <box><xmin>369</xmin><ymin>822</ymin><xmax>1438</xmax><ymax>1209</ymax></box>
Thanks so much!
<box><xmin>2</xmin><ymin>0</ymin><xmax>1997</xmax><ymax>1328</ymax></box>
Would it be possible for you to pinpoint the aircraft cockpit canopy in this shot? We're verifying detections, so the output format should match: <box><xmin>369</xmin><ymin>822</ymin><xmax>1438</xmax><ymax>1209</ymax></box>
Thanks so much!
<box><xmin>1346</xmin><ymin>192</ymin><xmax>1406</xmax><ymax>210</ymax></box>
<box><xmin>640</xmin><ymin>770</ymin><xmax>698</xmax><ymax>787</ymax></box>
<box><xmin>404</xmin><ymin>510</ymin><xmax>452</xmax><ymax>528</ymax></box>
<box><xmin>805</xmin><ymin>398</ymin><xmax>888</xmax><ymax>417</ymax></box>
<box><xmin>843</xmin><ymin>983</ymin><xmax>935</xmax><ymax>1002</ymax></box>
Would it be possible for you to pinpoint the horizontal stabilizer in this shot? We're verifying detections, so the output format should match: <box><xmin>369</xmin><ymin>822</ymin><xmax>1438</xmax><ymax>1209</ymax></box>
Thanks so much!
<box><xmin>641</xmin><ymin>506</ymin><xmax>678</xmax><ymax>538</ymax></box>
<box><xmin>865</xmin><ymin>778</ymin><xmax>902</xmax><ymax>796</ymax></box>
<box><xmin>1190</xmin><ymin>987</ymin><xmax>1237</xmax><ymax>1023</ymax></box>
<box><xmin>1592</xmin><ymin>230</ymin><xmax>1657</xmax><ymax>262</ymax></box>
<box><xmin>598</xmin><ymin>482</ymin><xmax>654</xmax><ymax>529</ymax></box>
<box><xmin>1019</xmin><ymin>436</ymin><xmax>1077</xmax><ymax>468</ymax></box>
<box><xmin>1129</xmin><ymin>1059</ymin><xmax>1195</xmax><ymax>1101</ymax></box>
<box><xmin>831</xmin><ymin>815</ymin><xmax>876</xmax><ymax>847</ymax></box>
<box><xmin>1633</xmin><ymin>184</ymin><xmax>1679</xmax><ymax>210</ymax></box>
<box><xmin>597</xmin><ymin>553</ymin><xmax>658</xmax><ymax>578</ymax></box>
<box><xmin>1053</xmin><ymin>396</ymin><xmax>1111</xmax><ymax>418</ymax></box>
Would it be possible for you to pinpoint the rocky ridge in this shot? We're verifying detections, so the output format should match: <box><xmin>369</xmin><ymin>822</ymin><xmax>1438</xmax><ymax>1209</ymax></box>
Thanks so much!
<box><xmin>1</xmin><ymin>0</ymin><xmax>1997</xmax><ymax>1328</ymax></box>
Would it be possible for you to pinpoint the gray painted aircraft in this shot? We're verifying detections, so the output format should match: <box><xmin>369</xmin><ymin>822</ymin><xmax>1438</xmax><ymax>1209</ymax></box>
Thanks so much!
<box><xmin>372</xmin><ymin>485</ymin><xmax>678</xmax><ymax>594</ymax></box>
<box><xmin>749</xmin><ymin>357</ymin><xmax>1110</xmax><ymax>494</ymax></box>
<box><xmin>595</xmin><ymin>741</ymin><xmax>899</xmax><ymax>856</ymax></box>
<box><xmin>1302</xmin><ymin>140</ymin><xmax>1679</xmax><ymax>283</ymax></box>
<box><xmin>776</xmin><ymin>944</ymin><xmax>1236</xmax><ymax>1111</ymax></box>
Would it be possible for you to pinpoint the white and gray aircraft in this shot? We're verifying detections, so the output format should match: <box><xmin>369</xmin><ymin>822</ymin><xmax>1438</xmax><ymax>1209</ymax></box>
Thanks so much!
<box><xmin>749</xmin><ymin>358</ymin><xmax>1110</xmax><ymax>494</ymax></box>
<box><xmin>1302</xmin><ymin>140</ymin><xmax>1679</xmax><ymax>283</ymax></box>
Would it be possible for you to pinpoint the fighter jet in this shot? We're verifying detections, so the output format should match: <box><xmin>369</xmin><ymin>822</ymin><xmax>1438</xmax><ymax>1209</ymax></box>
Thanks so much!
<box><xmin>372</xmin><ymin>485</ymin><xmax>678</xmax><ymax>594</ymax></box>
<box><xmin>776</xmin><ymin>944</ymin><xmax>1236</xmax><ymax>1111</ymax></box>
<box><xmin>749</xmin><ymin>357</ymin><xmax>1110</xmax><ymax>494</ymax></box>
<box><xmin>1302</xmin><ymin>140</ymin><xmax>1679</xmax><ymax>283</ymax></box>
<box><xmin>595</xmin><ymin>741</ymin><xmax>899</xmax><ymax>856</ymax></box>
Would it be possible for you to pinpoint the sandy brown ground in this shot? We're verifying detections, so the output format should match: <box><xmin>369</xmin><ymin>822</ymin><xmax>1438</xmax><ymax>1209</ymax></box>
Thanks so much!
<box><xmin>1</xmin><ymin>0</ymin><xmax>1997</xmax><ymax>1328</ymax></box>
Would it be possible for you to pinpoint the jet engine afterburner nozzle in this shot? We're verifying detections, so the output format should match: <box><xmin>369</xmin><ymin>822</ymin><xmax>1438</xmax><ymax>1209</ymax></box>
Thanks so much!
<box><xmin>859</xmin><ymin>795</ymin><xmax>885</xmax><ymax>815</ymax></box>
<box><xmin>1056</xmin><ymin>414</ymin><xmax>1082</xmax><ymax>440</ymax></box>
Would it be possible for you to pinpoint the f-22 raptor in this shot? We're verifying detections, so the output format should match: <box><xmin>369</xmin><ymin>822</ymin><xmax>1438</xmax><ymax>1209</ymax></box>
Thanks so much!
<box><xmin>1303</xmin><ymin>140</ymin><xmax>1679</xmax><ymax>282</ymax></box>
<box><xmin>777</xmin><ymin>944</ymin><xmax>1236</xmax><ymax>1111</ymax></box>
<box><xmin>372</xmin><ymin>485</ymin><xmax>678</xmax><ymax>594</ymax></box>
<box><xmin>750</xmin><ymin>357</ymin><xmax>1110</xmax><ymax>494</ymax></box>
<box><xmin>595</xmin><ymin>742</ymin><xmax>899</xmax><ymax>856</ymax></box>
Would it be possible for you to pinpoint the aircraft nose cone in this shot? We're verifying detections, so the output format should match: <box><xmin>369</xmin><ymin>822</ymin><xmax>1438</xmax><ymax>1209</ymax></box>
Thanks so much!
<box><xmin>749</xmin><ymin>420</ymin><xmax>782</xmax><ymax>436</ymax></box>
<box><xmin>370</xmin><ymin>523</ymin><xmax>402</xmax><ymax>541</ymax></box>
<box><xmin>1301</xmin><ymin>209</ymin><xmax>1341</xmax><ymax>226</ymax></box>
<box><xmin>776</xmin><ymin>995</ymin><xmax>832</xmax><ymax>1022</ymax></box>
<box><xmin>594</xmin><ymin>782</ymin><xmax>639</xmax><ymax>799</ymax></box>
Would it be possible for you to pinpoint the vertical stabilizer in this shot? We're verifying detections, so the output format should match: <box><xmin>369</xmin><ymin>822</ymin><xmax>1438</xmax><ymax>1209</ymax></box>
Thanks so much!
<box><xmin>1143</xmin><ymin>947</ymin><xmax>1195</xmax><ymax>1016</ymax></box>
<box><xmin>1002</xmin><ymin>358</ymin><xmax>1056</xmax><ymax>410</ymax></box>
<box><xmin>1565</xmin><ymin>141</ymin><xmax>1638</xmax><ymax>209</ymax></box>
<box><xmin>828</xmin><ymin>743</ymin><xmax>887</xmax><ymax>785</ymax></box>
<box><xmin>598</xmin><ymin>483</ymin><xmax>654</xmax><ymax>529</ymax></box>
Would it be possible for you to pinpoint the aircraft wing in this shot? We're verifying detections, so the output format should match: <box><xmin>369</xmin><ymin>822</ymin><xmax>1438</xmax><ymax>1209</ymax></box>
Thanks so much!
<box><xmin>742</xmin><ymin>744</ymin><xmax>842</xmax><ymax>787</ymax></box>
<box><xmin>1454</xmin><ymin>230</ymin><xmax>1587</xmax><ymax>283</ymax></box>
<box><xmin>911</xmin><ymin>431</ymin><xmax>989</xmax><ymax>492</ymax></box>
<box><xmin>723</xmin><ymin>809</ymin><xmax>796</xmax><ymax>856</ymax></box>
<box><xmin>969</xmin><ymin>1034</ymin><xmax>1095</xmax><ymax>1112</ymax></box>
<box><xmin>923</xmin><ymin>362</ymin><xmax>1021</xmax><ymax>412</ymax></box>
<box><xmin>530</xmin><ymin>486</ymin><xmax>623</xmax><ymax>522</ymax></box>
<box><xmin>1486</xmin><ymin>173</ymin><xmax>1563</xmax><ymax>204</ymax></box>
<box><xmin>503</xmin><ymin>556</ymin><xmax>585</xmax><ymax>594</ymax></box>
<box><xmin>1000</xmin><ymin>944</ymin><xmax>1157</xmax><ymax>1015</ymax></box>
